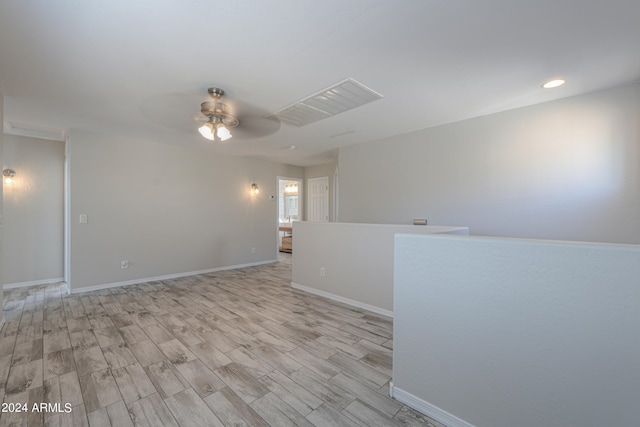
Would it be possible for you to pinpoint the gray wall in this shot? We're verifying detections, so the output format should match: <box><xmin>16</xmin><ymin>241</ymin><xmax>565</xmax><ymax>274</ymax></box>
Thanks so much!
<box><xmin>2</xmin><ymin>135</ymin><xmax>64</xmax><ymax>286</ymax></box>
<box><xmin>292</xmin><ymin>222</ymin><xmax>468</xmax><ymax>316</ymax></box>
<box><xmin>0</xmin><ymin>92</ymin><xmax>4</xmax><ymax>326</ymax></box>
<box><xmin>339</xmin><ymin>83</ymin><xmax>640</xmax><ymax>244</ymax></box>
<box><xmin>393</xmin><ymin>234</ymin><xmax>640</xmax><ymax>427</ymax></box>
<box><xmin>68</xmin><ymin>129</ymin><xmax>303</xmax><ymax>291</ymax></box>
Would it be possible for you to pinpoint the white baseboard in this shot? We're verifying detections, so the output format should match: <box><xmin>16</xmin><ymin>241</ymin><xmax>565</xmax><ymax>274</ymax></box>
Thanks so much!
<box><xmin>391</xmin><ymin>385</ymin><xmax>475</xmax><ymax>427</ymax></box>
<box><xmin>69</xmin><ymin>260</ymin><xmax>277</xmax><ymax>294</ymax></box>
<box><xmin>3</xmin><ymin>277</ymin><xmax>65</xmax><ymax>290</ymax></box>
<box><xmin>290</xmin><ymin>282</ymin><xmax>393</xmax><ymax>318</ymax></box>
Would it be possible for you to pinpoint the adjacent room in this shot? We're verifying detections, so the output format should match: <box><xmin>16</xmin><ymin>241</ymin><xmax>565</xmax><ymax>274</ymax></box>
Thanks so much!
<box><xmin>1</xmin><ymin>1</ymin><xmax>639</xmax><ymax>426</ymax></box>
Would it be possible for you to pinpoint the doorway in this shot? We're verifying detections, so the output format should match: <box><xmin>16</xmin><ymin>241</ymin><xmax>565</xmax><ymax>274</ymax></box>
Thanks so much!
<box><xmin>277</xmin><ymin>177</ymin><xmax>303</xmax><ymax>258</ymax></box>
<box><xmin>1</xmin><ymin>135</ymin><xmax>66</xmax><ymax>290</ymax></box>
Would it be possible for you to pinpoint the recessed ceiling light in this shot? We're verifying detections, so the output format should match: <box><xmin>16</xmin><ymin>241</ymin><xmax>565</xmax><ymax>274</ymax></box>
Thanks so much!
<box><xmin>542</xmin><ymin>79</ymin><xmax>566</xmax><ymax>89</ymax></box>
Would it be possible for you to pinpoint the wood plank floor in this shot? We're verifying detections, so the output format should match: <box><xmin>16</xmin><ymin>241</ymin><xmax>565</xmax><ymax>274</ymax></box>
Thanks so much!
<box><xmin>1</xmin><ymin>257</ymin><xmax>444</xmax><ymax>427</ymax></box>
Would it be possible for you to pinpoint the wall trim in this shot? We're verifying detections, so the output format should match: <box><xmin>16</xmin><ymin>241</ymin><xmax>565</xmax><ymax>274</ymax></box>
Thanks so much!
<box><xmin>390</xmin><ymin>385</ymin><xmax>475</xmax><ymax>427</ymax></box>
<box><xmin>69</xmin><ymin>260</ymin><xmax>277</xmax><ymax>294</ymax></box>
<box><xmin>3</xmin><ymin>277</ymin><xmax>65</xmax><ymax>290</ymax></box>
<box><xmin>291</xmin><ymin>282</ymin><xmax>393</xmax><ymax>318</ymax></box>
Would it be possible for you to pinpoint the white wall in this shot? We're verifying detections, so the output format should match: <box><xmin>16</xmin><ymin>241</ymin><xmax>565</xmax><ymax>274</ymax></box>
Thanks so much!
<box><xmin>291</xmin><ymin>222</ymin><xmax>468</xmax><ymax>315</ymax></box>
<box><xmin>393</xmin><ymin>234</ymin><xmax>640</xmax><ymax>427</ymax></box>
<box><xmin>2</xmin><ymin>135</ymin><xmax>64</xmax><ymax>287</ymax></box>
<box><xmin>68</xmin><ymin>129</ymin><xmax>303</xmax><ymax>291</ymax></box>
<box><xmin>339</xmin><ymin>83</ymin><xmax>640</xmax><ymax>244</ymax></box>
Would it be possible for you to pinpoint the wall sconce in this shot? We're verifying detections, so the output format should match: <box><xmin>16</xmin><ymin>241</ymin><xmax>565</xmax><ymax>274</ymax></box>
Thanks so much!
<box><xmin>3</xmin><ymin>168</ymin><xmax>16</xmax><ymax>185</ymax></box>
<box><xmin>250</xmin><ymin>183</ymin><xmax>259</xmax><ymax>195</ymax></box>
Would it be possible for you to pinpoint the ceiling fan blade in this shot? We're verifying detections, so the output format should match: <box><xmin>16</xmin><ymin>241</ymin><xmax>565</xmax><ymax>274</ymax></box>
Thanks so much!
<box><xmin>231</xmin><ymin>115</ymin><xmax>280</xmax><ymax>140</ymax></box>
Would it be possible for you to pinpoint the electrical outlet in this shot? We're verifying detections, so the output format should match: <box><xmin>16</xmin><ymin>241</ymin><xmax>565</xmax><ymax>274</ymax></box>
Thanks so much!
<box><xmin>121</xmin><ymin>260</ymin><xmax>129</xmax><ymax>269</ymax></box>
<box><xmin>320</xmin><ymin>267</ymin><xmax>325</xmax><ymax>277</ymax></box>
<box><xmin>251</xmin><ymin>247</ymin><xmax>256</xmax><ymax>254</ymax></box>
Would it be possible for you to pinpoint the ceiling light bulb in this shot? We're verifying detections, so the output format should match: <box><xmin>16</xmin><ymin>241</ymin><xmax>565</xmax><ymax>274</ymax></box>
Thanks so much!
<box><xmin>198</xmin><ymin>122</ymin><xmax>214</xmax><ymax>140</ymax></box>
<box><xmin>542</xmin><ymin>79</ymin><xmax>566</xmax><ymax>89</ymax></box>
<box><xmin>217</xmin><ymin>124</ymin><xmax>232</xmax><ymax>141</ymax></box>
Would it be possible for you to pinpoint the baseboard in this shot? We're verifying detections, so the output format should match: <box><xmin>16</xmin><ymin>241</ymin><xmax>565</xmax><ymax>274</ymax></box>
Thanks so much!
<box><xmin>291</xmin><ymin>282</ymin><xmax>393</xmax><ymax>318</ymax></box>
<box><xmin>3</xmin><ymin>277</ymin><xmax>65</xmax><ymax>290</ymax></box>
<box><xmin>69</xmin><ymin>260</ymin><xmax>277</xmax><ymax>294</ymax></box>
<box><xmin>390</xmin><ymin>385</ymin><xmax>475</xmax><ymax>427</ymax></box>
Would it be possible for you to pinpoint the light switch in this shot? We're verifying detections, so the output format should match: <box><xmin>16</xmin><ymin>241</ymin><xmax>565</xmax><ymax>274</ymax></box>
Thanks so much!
<box><xmin>79</xmin><ymin>214</ymin><xmax>88</xmax><ymax>224</ymax></box>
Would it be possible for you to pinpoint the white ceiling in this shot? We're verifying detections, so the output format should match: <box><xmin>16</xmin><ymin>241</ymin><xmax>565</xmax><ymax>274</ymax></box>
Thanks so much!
<box><xmin>1</xmin><ymin>0</ymin><xmax>639</xmax><ymax>167</ymax></box>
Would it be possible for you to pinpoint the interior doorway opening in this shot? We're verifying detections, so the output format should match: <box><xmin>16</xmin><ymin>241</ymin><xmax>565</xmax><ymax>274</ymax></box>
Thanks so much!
<box><xmin>277</xmin><ymin>177</ymin><xmax>303</xmax><ymax>259</ymax></box>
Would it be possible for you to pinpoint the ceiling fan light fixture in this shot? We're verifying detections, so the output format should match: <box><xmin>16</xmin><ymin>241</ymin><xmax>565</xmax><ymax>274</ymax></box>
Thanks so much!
<box><xmin>217</xmin><ymin>124</ymin><xmax>232</xmax><ymax>141</ymax></box>
<box><xmin>197</xmin><ymin>87</ymin><xmax>239</xmax><ymax>142</ymax></box>
<box><xmin>198</xmin><ymin>121</ymin><xmax>214</xmax><ymax>140</ymax></box>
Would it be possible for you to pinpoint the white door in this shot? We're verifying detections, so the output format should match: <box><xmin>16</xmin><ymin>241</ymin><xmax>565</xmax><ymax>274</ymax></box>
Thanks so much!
<box><xmin>308</xmin><ymin>177</ymin><xmax>329</xmax><ymax>222</ymax></box>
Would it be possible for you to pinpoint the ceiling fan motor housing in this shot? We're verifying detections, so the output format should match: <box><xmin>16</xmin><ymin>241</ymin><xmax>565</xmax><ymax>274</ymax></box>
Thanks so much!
<box><xmin>208</xmin><ymin>87</ymin><xmax>224</xmax><ymax>98</ymax></box>
<box><xmin>200</xmin><ymin>88</ymin><xmax>239</xmax><ymax>128</ymax></box>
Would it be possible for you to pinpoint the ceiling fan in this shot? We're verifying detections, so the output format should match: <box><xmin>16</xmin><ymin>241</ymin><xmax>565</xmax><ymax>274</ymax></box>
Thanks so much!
<box><xmin>139</xmin><ymin>87</ymin><xmax>281</xmax><ymax>141</ymax></box>
<box><xmin>196</xmin><ymin>88</ymin><xmax>239</xmax><ymax>141</ymax></box>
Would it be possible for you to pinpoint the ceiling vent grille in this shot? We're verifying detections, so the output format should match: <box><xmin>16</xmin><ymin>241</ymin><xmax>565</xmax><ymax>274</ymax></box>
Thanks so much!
<box><xmin>269</xmin><ymin>78</ymin><xmax>383</xmax><ymax>127</ymax></box>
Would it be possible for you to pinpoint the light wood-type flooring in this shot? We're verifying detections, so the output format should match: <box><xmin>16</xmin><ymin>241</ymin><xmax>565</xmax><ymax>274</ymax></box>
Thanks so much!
<box><xmin>1</xmin><ymin>257</ymin><xmax>443</xmax><ymax>426</ymax></box>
